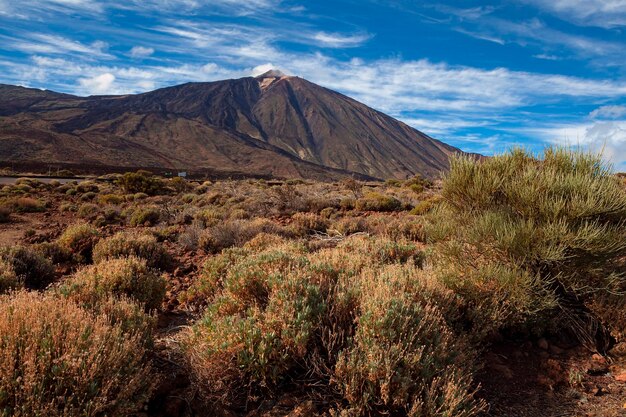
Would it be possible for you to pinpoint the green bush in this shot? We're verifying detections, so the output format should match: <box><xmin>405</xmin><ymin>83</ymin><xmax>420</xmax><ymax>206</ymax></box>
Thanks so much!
<box><xmin>355</xmin><ymin>192</ymin><xmax>402</xmax><ymax>212</ymax></box>
<box><xmin>435</xmin><ymin>148</ymin><xmax>626</xmax><ymax>341</ymax></box>
<box><xmin>129</xmin><ymin>206</ymin><xmax>161</xmax><ymax>227</ymax></box>
<box><xmin>93</xmin><ymin>230</ymin><xmax>169</xmax><ymax>269</ymax></box>
<box><xmin>34</xmin><ymin>241</ymin><xmax>73</xmax><ymax>264</ymax></box>
<box><xmin>99</xmin><ymin>193</ymin><xmax>125</xmax><ymax>205</ymax></box>
<box><xmin>0</xmin><ymin>245</ymin><xmax>55</xmax><ymax>289</ymax></box>
<box><xmin>57</xmin><ymin>222</ymin><xmax>100</xmax><ymax>262</ymax></box>
<box><xmin>77</xmin><ymin>202</ymin><xmax>101</xmax><ymax>219</ymax></box>
<box><xmin>334</xmin><ymin>267</ymin><xmax>483</xmax><ymax>417</ymax></box>
<box><xmin>0</xmin><ymin>291</ymin><xmax>154</xmax><ymax>416</ymax></box>
<box><xmin>61</xmin><ymin>257</ymin><xmax>166</xmax><ymax>311</ymax></box>
<box><xmin>117</xmin><ymin>171</ymin><xmax>164</xmax><ymax>195</ymax></box>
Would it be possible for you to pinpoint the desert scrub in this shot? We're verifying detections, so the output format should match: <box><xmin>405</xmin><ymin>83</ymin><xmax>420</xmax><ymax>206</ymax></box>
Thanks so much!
<box><xmin>93</xmin><ymin>230</ymin><xmax>169</xmax><ymax>269</ymax></box>
<box><xmin>198</xmin><ymin>218</ymin><xmax>282</xmax><ymax>253</ymax></box>
<box><xmin>355</xmin><ymin>192</ymin><xmax>402</xmax><ymax>212</ymax></box>
<box><xmin>9</xmin><ymin>197</ymin><xmax>46</xmax><ymax>213</ymax></box>
<box><xmin>435</xmin><ymin>148</ymin><xmax>626</xmax><ymax>344</ymax></box>
<box><xmin>0</xmin><ymin>245</ymin><xmax>55</xmax><ymax>289</ymax></box>
<box><xmin>290</xmin><ymin>212</ymin><xmax>329</xmax><ymax>235</ymax></box>
<box><xmin>117</xmin><ymin>170</ymin><xmax>165</xmax><ymax>195</ymax></box>
<box><xmin>0</xmin><ymin>259</ymin><xmax>21</xmax><ymax>293</ymax></box>
<box><xmin>129</xmin><ymin>205</ymin><xmax>161</xmax><ymax>226</ymax></box>
<box><xmin>98</xmin><ymin>193</ymin><xmax>125</xmax><ymax>205</ymax></box>
<box><xmin>333</xmin><ymin>267</ymin><xmax>484</xmax><ymax>417</ymax></box>
<box><xmin>0</xmin><ymin>291</ymin><xmax>154</xmax><ymax>416</ymax></box>
<box><xmin>61</xmin><ymin>257</ymin><xmax>166</xmax><ymax>311</ymax></box>
<box><xmin>77</xmin><ymin>202</ymin><xmax>101</xmax><ymax>219</ymax></box>
<box><xmin>57</xmin><ymin>222</ymin><xmax>100</xmax><ymax>262</ymax></box>
<box><xmin>182</xmin><ymin>272</ymin><xmax>324</xmax><ymax>407</ymax></box>
<box><xmin>34</xmin><ymin>241</ymin><xmax>73</xmax><ymax>264</ymax></box>
<box><xmin>79</xmin><ymin>191</ymin><xmax>97</xmax><ymax>201</ymax></box>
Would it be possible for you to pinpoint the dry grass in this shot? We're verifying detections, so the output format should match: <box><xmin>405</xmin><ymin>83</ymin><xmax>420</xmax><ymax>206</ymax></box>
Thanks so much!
<box><xmin>61</xmin><ymin>257</ymin><xmax>166</xmax><ymax>311</ymax></box>
<box><xmin>0</xmin><ymin>291</ymin><xmax>154</xmax><ymax>417</ymax></box>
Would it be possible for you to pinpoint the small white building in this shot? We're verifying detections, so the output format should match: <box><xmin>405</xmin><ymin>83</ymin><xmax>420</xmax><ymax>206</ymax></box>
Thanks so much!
<box><xmin>177</xmin><ymin>172</ymin><xmax>187</xmax><ymax>178</ymax></box>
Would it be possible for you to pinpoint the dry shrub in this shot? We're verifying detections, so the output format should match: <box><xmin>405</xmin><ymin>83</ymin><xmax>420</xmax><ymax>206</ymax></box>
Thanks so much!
<box><xmin>333</xmin><ymin>266</ymin><xmax>484</xmax><ymax>417</ymax></box>
<box><xmin>355</xmin><ymin>192</ymin><xmax>402</xmax><ymax>212</ymax></box>
<box><xmin>182</xmin><ymin>270</ymin><xmax>323</xmax><ymax>407</ymax></box>
<box><xmin>199</xmin><ymin>218</ymin><xmax>282</xmax><ymax>253</ymax></box>
<box><xmin>93</xmin><ymin>230</ymin><xmax>169</xmax><ymax>269</ymax></box>
<box><xmin>57</xmin><ymin>222</ymin><xmax>100</xmax><ymax>262</ymax></box>
<box><xmin>129</xmin><ymin>206</ymin><xmax>161</xmax><ymax>227</ymax></box>
<box><xmin>34</xmin><ymin>241</ymin><xmax>73</xmax><ymax>264</ymax></box>
<box><xmin>77</xmin><ymin>202</ymin><xmax>101</xmax><ymax>219</ymax></box>
<box><xmin>0</xmin><ymin>291</ymin><xmax>154</xmax><ymax>416</ymax></box>
<box><xmin>0</xmin><ymin>259</ymin><xmax>21</xmax><ymax>293</ymax></box>
<box><xmin>290</xmin><ymin>212</ymin><xmax>329</xmax><ymax>236</ymax></box>
<box><xmin>181</xmin><ymin>241</ymin><xmax>484</xmax><ymax>415</ymax></box>
<box><xmin>0</xmin><ymin>245</ymin><xmax>55</xmax><ymax>289</ymax></box>
<box><xmin>99</xmin><ymin>193</ymin><xmax>125</xmax><ymax>205</ymax></box>
<box><xmin>331</xmin><ymin>216</ymin><xmax>368</xmax><ymax>236</ymax></box>
<box><xmin>9</xmin><ymin>197</ymin><xmax>46</xmax><ymax>213</ymax></box>
<box><xmin>61</xmin><ymin>257</ymin><xmax>166</xmax><ymax>311</ymax></box>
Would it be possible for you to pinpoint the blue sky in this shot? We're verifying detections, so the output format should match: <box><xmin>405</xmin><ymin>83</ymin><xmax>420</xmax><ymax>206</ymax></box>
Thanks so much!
<box><xmin>1</xmin><ymin>0</ymin><xmax>626</xmax><ymax>169</ymax></box>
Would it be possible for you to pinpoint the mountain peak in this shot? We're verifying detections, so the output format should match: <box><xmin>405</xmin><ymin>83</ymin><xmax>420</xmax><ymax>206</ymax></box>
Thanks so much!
<box><xmin>255</xmin><ymin>69</ymin><xmax>287</xmax><ymax>79</ymax></box>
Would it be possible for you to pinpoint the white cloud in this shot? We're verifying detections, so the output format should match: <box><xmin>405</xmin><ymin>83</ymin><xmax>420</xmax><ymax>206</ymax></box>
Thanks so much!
<box><xmin>130</xmin><ymin>46</ymin><xmax>154</xmax><ymax>58</ymax></box>
<box><xmin>2</xmin><ymin>33</ymin><xmax>111</xmax><ymax>58</ymax></box>
<box><xmin>521</xmin><ymin>0</ymin><xmax>626</xmax><ymax>28</ymax></box>
<box><xmin>78</xmin><ymin>72</ymin><xmax>115</xmax><ymax>94</ymax></box>
<box><xmin>590</xmin><ymin>105</ymin><xmax>626</xmax><ymax>120</ymax></box>
<box><xmin>312</xmin><ymin>32</ymin><xmax>372</xmax><ymax>48</ymax></box>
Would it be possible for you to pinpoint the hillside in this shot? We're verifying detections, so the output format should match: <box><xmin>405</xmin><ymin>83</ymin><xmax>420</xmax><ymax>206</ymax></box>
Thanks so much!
<box><xmin>0</xmin><ymin>71</ymin><xmax>463</xmax><ymax>180</ymax></box>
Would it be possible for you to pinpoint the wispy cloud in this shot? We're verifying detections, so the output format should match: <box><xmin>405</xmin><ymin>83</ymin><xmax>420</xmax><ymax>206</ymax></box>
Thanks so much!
<box><xmin>129</xmin><ymin>46</ymin><xmax>154</xmax><ymax>58</ymax></box>
<box><xmin>520</xmin><ymin>0</ymin><xmax>626</xmax><ymax>28</ymax></box>
<box><xmin>312</xmin><ymin>32</ymin><xmax>373</xmax><ymax>48</ymax></box>
<box><xmin>590</xmin><ymin>105</ymin><xmax>626</xmax><ymax>120</ymax></box>
<box><xmin>0</xmin><ymin>33</ymin><xmax>111</xmax><ymax>58</ymax></box>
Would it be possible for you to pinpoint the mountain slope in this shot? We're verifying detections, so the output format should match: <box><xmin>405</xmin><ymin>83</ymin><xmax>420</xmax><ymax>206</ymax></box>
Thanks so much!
<box><xmin>0</xmin><ymin>72</ymin><xmax>465</xmax><ymax>180</ymax></box>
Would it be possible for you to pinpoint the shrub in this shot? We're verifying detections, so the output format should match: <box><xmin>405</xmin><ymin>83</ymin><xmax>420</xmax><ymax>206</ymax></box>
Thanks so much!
<box><xmin>10</xmin><ymin>197</ymin><xmax>46</xmax><ymax>213</ymax></box>
<box><xmin>77</xmin><ymin>202</ymin><xmax>101</xmax><ymax>219</ymax></box>
<box><xmin>198</xmin><ymin>219</ymin><xmax>281</xmax><ymax>253</ymax></box>
<box><xmin>331</xmin><ymin>216</ymin><xmax>368</xmax><ymax>236</ymax></box>
<box><xmin>129</xmin><ymin>206</ymin><xmax>161</xmax><ymax>227</ymax></box>
<box><xmin>0</xmin><ymin>205</ymin><xmax>11</xmax><ymax>223</ymax></box>
<box><xmin>0</xmin><ymin>259</ymin><xmax>21</xmax><ymax>293</ymax></box>
<box><xmin>333</xmin><ymin>267</ymin><xmax>483</xmax><ymax>417</ymax></box>
<box><xmin>61</xmin><ymin>257</ymin><xmax>166</xmax><ymax>311</ymax></box>
<box><xmin>436</xmin><ymin>148</ymin><xmax>626</xmax><ymax>343</ymax></box>
<box><xmin>79</xmin><ymin>191</ymin><xmax>97</xmax><ymax>201</ymax></box>
<box><xmin>0</xmin><ymin>291</ymin><xmax>154</xmax><ymax>416</ymax></box>
<box><xmin>57</xmin><ymin>222</ymin><xmax>100</xmax><ymax>262</ymax></box>
<box><xmin>34</xmin><ymin>241</ymin><xmax>73</xmax><ymax>264</ymax></box>
<box><xmin>93</xmin><ymin>231</ymin><xmax>169</xmax><ymax>269</ymax></box>
<box><xmin>182</xmin><ymin>272</ymin><xmax>324</xmax><ymax>406</ymax></box>
<box><xmin>0</xmin><ymin>245</ymin><xmax>55</xmax><ymax>289</ymax></box>
<box><xmin>355</xmin><ymin>192</ymin><xmax>402</xmax><ymax>212</ymax></box>
<box><xmin>99</xmin><ymin>193</ymin><xmax>125</xmax><ymax>205</ymax></box>
<box><xmin>76</xmin><ymin>180</ymin><xmax>99</xmax><ymax>193</ymax></box>
<box><xmin>117</xmin><ymin>171</ymin><xmax>164</xmax><ymax>195</ymax></box>
<box><xmin>290</xmin><ymin>212</ymin><xmax>328</xmax><ymax>235</ymax></box>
